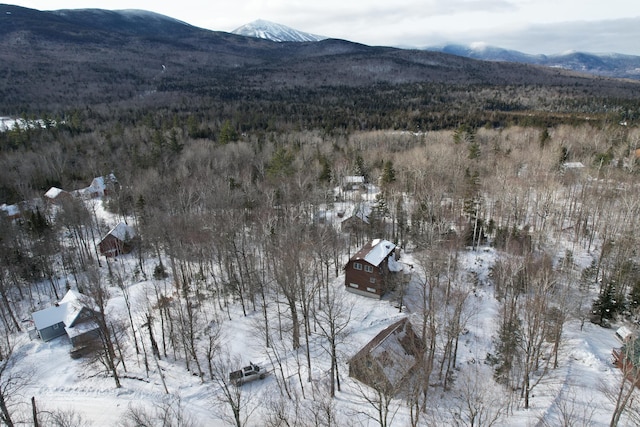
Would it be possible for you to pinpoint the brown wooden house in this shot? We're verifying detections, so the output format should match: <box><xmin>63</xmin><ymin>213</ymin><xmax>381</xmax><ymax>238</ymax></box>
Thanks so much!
<box><xmin>613</xmin><ymin>336</ymin><xmax>640</xmax><ymax>387</ymax></box>
<box><xmin>99</xmin><ymin>222</ymin><xmax>136</xmax><ymax>257</ymax></box>
<box><xmin>349</xmin><ymin>317</ymin><xmax>423</xmax><ymax>395</ymax></box>
<box><xmin>344</xmin><ymin>239</ymin><xmax>400</xmax><ymax>299</ymax></box>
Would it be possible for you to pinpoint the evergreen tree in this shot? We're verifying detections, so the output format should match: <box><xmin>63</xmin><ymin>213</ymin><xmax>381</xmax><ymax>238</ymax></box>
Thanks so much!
<box><xmin>219</xmin><ymin>120</ymin><xmax>238</xmax><ymax>145</ymax></box>
<box><xmin>380</xmin><ymin>160</ymin><xmax>396</xmax><ymax>186</ymax></box>
<box><xmin>488</xmin><ymin>307</ymin><xmax>521</xmax><ymax>386</ymax></box>
<box><xmin>318</xmin><ymin>156</ymin><xmax>332</xmax><ymax>183</ymax></box>
<box><xmin>592</xmin><ymin>282</ymin><xmax>623</xmax><ymax>325</ymax></box>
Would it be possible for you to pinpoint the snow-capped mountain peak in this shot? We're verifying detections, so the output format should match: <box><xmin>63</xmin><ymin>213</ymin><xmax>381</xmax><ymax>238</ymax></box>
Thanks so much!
<box><xmin>232</xmin><ymin>19</ymin><xmax>326</xmax><ymax>42</ymax></box>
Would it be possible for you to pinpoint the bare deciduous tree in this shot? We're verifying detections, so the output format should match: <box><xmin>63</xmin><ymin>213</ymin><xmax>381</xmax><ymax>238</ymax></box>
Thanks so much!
<box><xmin>0</xmin><ymin>336</ymin><xmax>31</xmax><ymax>427</ymax></box>
<box><xmin>313</xmin><ymin>287</ymin><xmax>352</xmax><ymax>397</ymax></box>
<box><xmin>210</xmin><ymin>350</ymin><xmax>257</xmax><ymax>427</ymax></box>
<box><xmin>450</xmin><ymin>367</ymin><xmax>507</xmax><ymax>427</ymax></box>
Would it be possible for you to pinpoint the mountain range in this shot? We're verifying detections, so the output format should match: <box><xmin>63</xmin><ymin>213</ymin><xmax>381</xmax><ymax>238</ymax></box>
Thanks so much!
<box><xmin>1</xmin><ymin>3</ymin><xmax>640</xmax><ymax>115</ymax></box>
<box><xmin>426</xmin><ymin>44</ymin><xmax>640</xmax><ymax>81</ymax></box>
<box><xmin>231</xmin><ymin>20</ymin><xmax>640</xmax><ymax>81</ymax></box>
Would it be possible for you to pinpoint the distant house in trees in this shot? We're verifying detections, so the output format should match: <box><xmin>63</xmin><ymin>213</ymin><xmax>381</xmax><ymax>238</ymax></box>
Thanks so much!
<box><xmin>99</xmin><ymin>221</ymin><xmax>136</xmax><ymax>257</ymax></box>
<box><xmin>0</xmin><ymin>203</ymin><xmax>21</xmax><ymax>220</ymax></box>
<box><xmin>31</xmin><ymin>289</ymin><xmax>100</xmax><ymax>345</ymax></box>
<box><xmin>44</xmin><ymin>187</ymin><xmax>71</xmax><ymax>204</ymax></box>
<box><xmin>342</xmin><ymin>175</ymin><xmax>366</xmax><ymax>191</ymax></box>
<box><xmin>344</xmin><ymin>238</ymin><xmax>401</xmax><ymax>299</ymax></box>
<box><xmin>340</xmin><ymin>203</ymin><xmax>371</xmax><ymax>234</ymax></box>
<box><xmin>616</xmin><ymin>326</ymin><xmax>635</xmax><ymax>343</ymax></box>
<box><xmin>78</xmin><ymin>173</ymin><xmax>118</xmax><ymax>198</ymax></box>
<box><xmin>349</xmin><ymin>317</ymin><xmax>423</xmax><ymax>394</ymax></box>
<box><xmin>613</xmin><ymin>336</ymin><xmax>640</xmax><ymax>387</ymax></box>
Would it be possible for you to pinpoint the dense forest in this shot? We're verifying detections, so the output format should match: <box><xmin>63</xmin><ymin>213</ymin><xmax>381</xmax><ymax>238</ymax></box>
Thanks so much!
<box><xmin>3</xmin><ymin>5</ymin><xmax>640</xmax><ymax>425</ymax></box>
<box><xmin>2</xmin><ymin>108</ymin><xmax>640</xmax><ymax>425</ymax></box>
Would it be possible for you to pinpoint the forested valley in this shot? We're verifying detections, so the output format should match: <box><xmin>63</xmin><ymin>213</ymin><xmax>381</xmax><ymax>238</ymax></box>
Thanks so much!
<box><xmin>3</xmin><ymin>6</ymin><xmax>640</xmax><ymax>424</ymax></box>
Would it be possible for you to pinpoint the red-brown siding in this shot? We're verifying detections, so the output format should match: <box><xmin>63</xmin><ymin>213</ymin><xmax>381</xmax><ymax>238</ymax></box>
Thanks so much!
<box><xmin>345</xmin><ymin>259</ymin><xmax>389</xmax><ymax>298</ymax></box>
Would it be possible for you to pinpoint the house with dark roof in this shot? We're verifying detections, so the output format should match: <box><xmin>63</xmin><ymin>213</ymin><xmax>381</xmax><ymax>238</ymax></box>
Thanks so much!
<box><xmin>349</xmin><ymin>317</ymin><xmax>423</xmax><ymax>394</ymax></box>
<box><xmin>98</xmin><ymin>221</ymin><xmax>136</xmax><ymax>257</ymax></box>
<box><xmin>340</xmin><ymin>203</ymin><xmax>371</xmax><ymax>234</ymax></box>
<box><xmin>344</xmin><ymin>238</ymin><xmax>401</xmax><ymax>298</ymax></box>
<box><xmin>31</xmin><ymin>289</ymin><xmax>100</xmax><ymax>345</ymax></box>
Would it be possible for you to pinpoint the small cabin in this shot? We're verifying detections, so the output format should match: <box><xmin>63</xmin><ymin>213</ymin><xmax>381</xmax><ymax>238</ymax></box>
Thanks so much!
<box><xmin>99</xmin><ymin>222</ymin><xmax>136</xmax><ymax>257</ymax></box>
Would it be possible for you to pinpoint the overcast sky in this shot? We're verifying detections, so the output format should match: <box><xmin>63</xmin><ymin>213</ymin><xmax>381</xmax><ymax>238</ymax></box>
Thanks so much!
<box><xmin>10</xmin><ymin>1</ymin><xmax>640</xmax><ymax>55</ymax></box>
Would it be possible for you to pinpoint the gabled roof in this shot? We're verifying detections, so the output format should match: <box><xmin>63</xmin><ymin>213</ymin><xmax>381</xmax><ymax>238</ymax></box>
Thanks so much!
<box><xmin>350</xmin><ymin>317</ymin><xmax>422</xmax><ymax>389</ymax></box>
<box><xmin>32</xmin><ymin>289</ymin><xmax>88</xmax><ymax>330</ymax></box>
<box><xmin>44</xmin><ymin>187</ymin><xmax>67</xmax><ymax>199</ymax></box>
<box><xmin>350</xmin><ymin>239</ymin><xmax>396</xmax><ymax>267</ymax></box>
<box><xmin>105</xmin><ymin>221</ymin><xmax>135</xmax><ymax>241</ymax></box>
<box><xmin>341</xmin><ymin>203</ymin><xmax>371</xmax><ymax>224</ymax></box>
<box><xmin>89</xmin><ymin>173</ymin><xmax>117</xmax><ymax>192</ymax></box>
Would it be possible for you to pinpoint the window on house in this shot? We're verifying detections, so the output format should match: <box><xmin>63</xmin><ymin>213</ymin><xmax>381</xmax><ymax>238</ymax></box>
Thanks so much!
<box><xmin>364</xmin><ymin>265</ymin><xmax>374</xmax><ymax>273</ymax></box>
<box><xmin>349</xmin><ymin>283</ymin><xmax>359</xmax><ymax>288</ymax></box>
<box><xmin>353</xmin><ymin>262</ymin><xmax>362</xmax><ymax>270</ymax></box>
<box><xmin>367</xmin><ymin>287</ymin><xmax>376</xmax><ymax>293</ymax></box>
<box><xmin>369</xmin><ymin>277</ymin><xmax>376</xmax><ymax>284</ymax></box>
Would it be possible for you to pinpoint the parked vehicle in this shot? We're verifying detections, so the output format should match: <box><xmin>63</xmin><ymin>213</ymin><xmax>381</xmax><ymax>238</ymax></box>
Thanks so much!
<box><xmin>229</xmin><ymin>362</ymin><xmax>267</xmax><ymax>385</ymax></box>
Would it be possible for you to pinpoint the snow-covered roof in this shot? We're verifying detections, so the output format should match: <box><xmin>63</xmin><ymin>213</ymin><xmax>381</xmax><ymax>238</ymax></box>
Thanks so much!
<box><xmin>563</xmin><ymin>162</ymin><xmax>585</xmax><ymax>169</ymax></box>
<box><xmin>616</xmin><ymin>325</ymin><xmax>634</xmax><ymax>342</ymax></box>
<box><xmin>106</xmin><ymin>221</ymin><xmax>136</xmax><ymax>241</ymax></box>
<box><xmin>362</xmin><ymin>239</ymin><xmax>396</xmax><ymax>266</ymax></box>
<box><xmin>65</xmin><ymin>319</ymin><xmax>99</xmax><ymax>339</ymax></box>
<box><xmin>348</xmin><ymin>239</ymin><xmax>396</xmax><ymax>267</ymax></box>
<box><xmin>350</xmin><ymin>318</ymin><xmax>421</xmax><ymax>389</ymax></box>
<box><xmin>341</xmin><ymin>203</ymin><xmax>372</xmax><ymax>224</ymax></box>
<box><xmin>0</xmin><ymin>203</ymin><xmax>19</xmax><ymax>217</ymax></box>
<box><xmin>344</xmin><ymin>175</ymin><xmax>365</xmax><ymax>184</ymax></box>
<box><xmin>44</xmin><ymin>187</ymin><xmax>66</xmax><ymax>199</ymax></box>
<box><xmin>32</xmin><ymin>290</ymin><xmax>85</xmax><ymax>330</ymax></box>
<box><xmin>90</xmin><ymin>176</ymin><xmax>106</xmax><ymax>191</ymax></box>
<box><xmin>89</xmin><ymin>173</ymin><xmax>117</xmax><ymax>192</ymax></box>
<box><xmin>370</xmin><ymin>322</ymin><xmax>417</xmax><ymax>385</ymax></box>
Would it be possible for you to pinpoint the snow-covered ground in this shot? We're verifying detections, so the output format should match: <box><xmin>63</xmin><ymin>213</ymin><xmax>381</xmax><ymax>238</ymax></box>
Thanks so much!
<box><xmin>9</xmin><ymin>248</ymin><xmax>625</xmax><ymax>426</ymax></box>
<box><xmin>4</xmin><ymin>190</ymin><xmax>633</xmax><ymax>426</ymax></box>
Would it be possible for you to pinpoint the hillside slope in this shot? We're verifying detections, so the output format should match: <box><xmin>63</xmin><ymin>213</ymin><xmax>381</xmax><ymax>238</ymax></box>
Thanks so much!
<box><xmin>1</xmin><ymin>4</ymin><xmax>639</xmax><ymax>113</ymax></box>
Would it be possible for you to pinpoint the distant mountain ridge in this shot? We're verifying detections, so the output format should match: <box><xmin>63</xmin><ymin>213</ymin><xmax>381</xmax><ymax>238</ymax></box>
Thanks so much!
<box><xmin>426</xmin><ymin>44</ymin><xmax>640</xmax><ymax>80</ymax></box>
<box><xmin>230</xmin><ymin>19</ymin><xmax>640</xmax><ymax>79</ymax></box>
<box><xmin>232</xmin><ymin>19</ymin><xmax>327</xmax><ymax>42</ymax></box>
<box><xmin>2</xmin><ymin>3</ymin><xmax>640</xmax><ymax>114</ymax></box>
